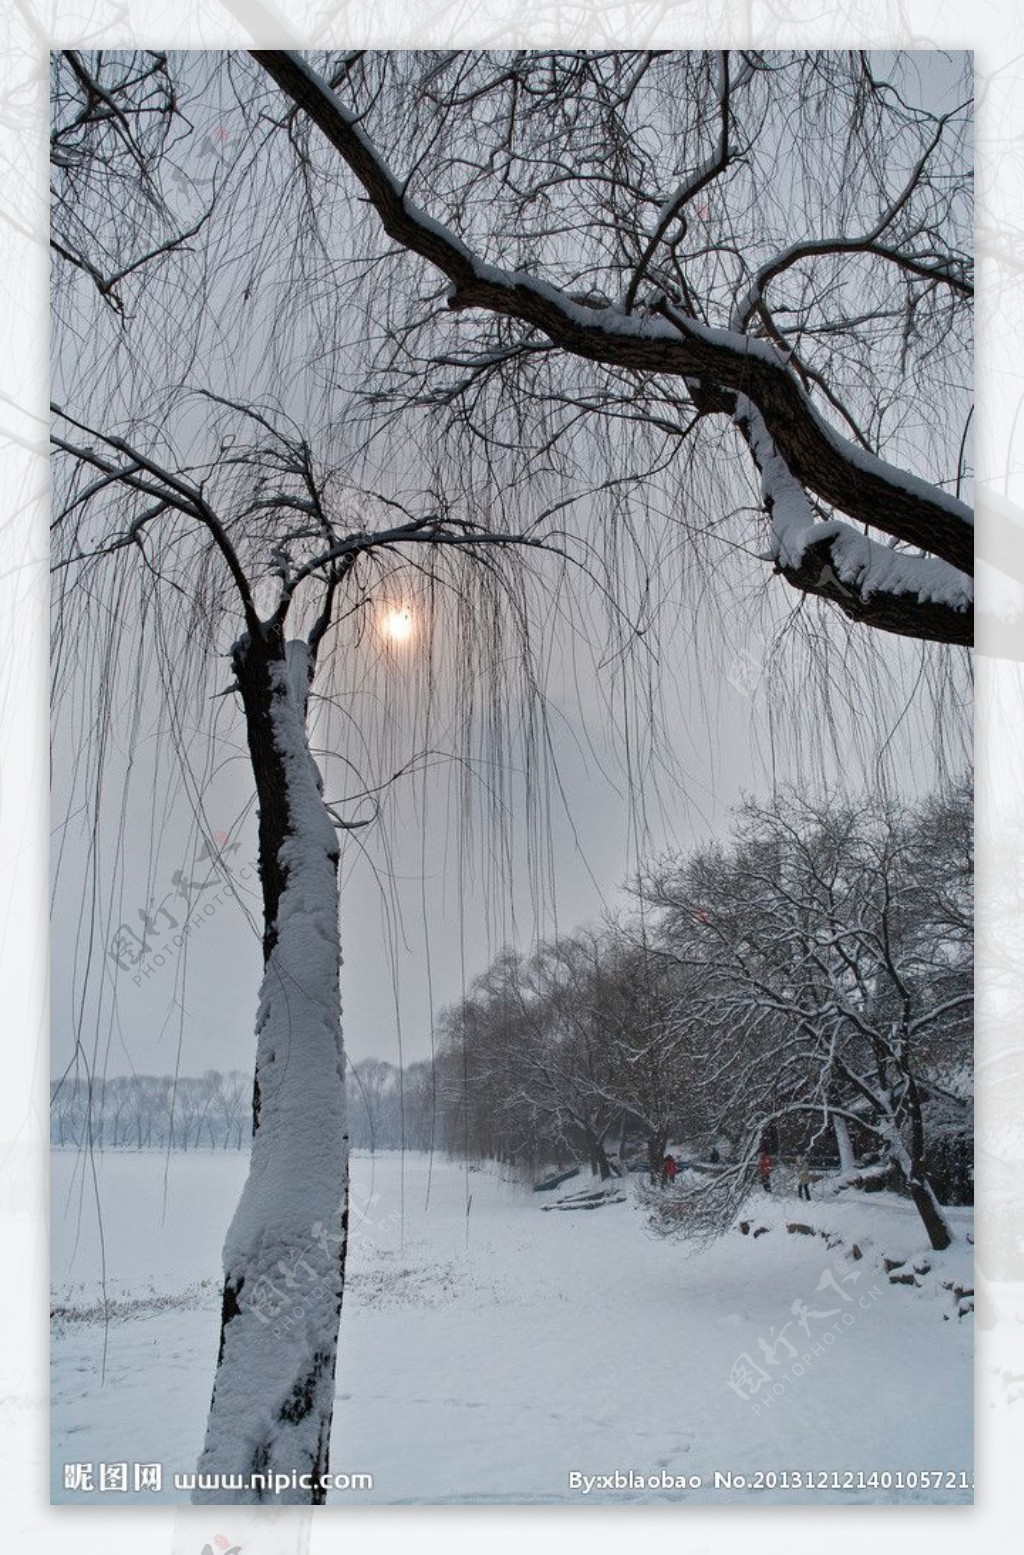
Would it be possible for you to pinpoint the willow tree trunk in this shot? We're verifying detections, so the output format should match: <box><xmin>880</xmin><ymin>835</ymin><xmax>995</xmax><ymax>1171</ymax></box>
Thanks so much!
<box><xmin>194</xmin><ymin>634</ymin><xmax>349</xmax><ymax>1505</ymax></box>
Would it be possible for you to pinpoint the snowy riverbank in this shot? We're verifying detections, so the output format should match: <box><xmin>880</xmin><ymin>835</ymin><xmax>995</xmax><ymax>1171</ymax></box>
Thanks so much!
<box><xmin>51</xmin><ymin>1148</ymin><xmax>973</xmax><ymax>1504</ymax></box>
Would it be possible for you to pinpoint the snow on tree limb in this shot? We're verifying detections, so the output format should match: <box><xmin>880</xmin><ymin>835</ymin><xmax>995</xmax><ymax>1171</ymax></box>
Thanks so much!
<box><xmin>734</xmin><ymin>396</ymin><xmax>973</xmax><ymax>647</ymax></box>
<box><xmin>252</xmin><ymin>49</ymin><xmax>974</xmax><ymax>620</ymax></box>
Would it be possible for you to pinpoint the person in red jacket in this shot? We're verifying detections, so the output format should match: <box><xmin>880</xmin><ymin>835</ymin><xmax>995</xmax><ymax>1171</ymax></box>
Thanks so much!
<box><xmin>758</xmin><ymin>1149</ymin><xmax>772</xmax><ymax>1192</ymax></box>
<box><xmin>660</xmin><ymin>1152</ymin><xmax>679</xmax><ymax>1188</ymax></box>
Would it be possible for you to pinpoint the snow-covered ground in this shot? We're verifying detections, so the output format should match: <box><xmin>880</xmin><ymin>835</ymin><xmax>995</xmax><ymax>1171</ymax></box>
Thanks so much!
<box><xmin>51</xmin><ymin>1148</ymin><xmax>975</xmax><ymax>1504</ymax></box>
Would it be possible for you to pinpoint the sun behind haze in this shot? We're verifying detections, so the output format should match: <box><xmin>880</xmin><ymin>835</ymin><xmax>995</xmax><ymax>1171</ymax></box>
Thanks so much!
<box><xmin>380</xmin><ymin>605</ymin><xmax>414</xmax><ymax>644</ymax></box>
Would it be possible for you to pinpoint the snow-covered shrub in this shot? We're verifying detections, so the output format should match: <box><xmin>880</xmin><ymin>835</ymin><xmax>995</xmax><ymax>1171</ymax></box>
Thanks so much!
<box><xmin>637</xmin><ymin>1167</ymin><xmax>754</xmax><ymax>1244</ymax></box>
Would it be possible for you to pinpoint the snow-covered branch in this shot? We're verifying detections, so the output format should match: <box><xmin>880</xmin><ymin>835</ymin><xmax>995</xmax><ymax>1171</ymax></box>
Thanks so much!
<box><xmin>254</xmin><ymin>50</ymin><xmax>974</xmax><ymax>621</ymax></box>
<box><xmin>734</xmin><ymin>396</ymin><xmax>972</xmax><ymax>645</ymax></box>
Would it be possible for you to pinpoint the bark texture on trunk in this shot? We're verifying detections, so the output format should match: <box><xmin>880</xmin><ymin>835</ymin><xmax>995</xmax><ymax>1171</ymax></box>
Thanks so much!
<box><xmin>899</xmin><ymin>1066</ymin><xmax>952</xmax><ymax>1252</ymax></box>
<box><xmin>585</xmin><ymin>1131</ymin><xmax>613</xmax><ymax>1180</ymax></box>
<box><xmin>195</xmin><ymin>636</ymin><xmax>349</xmax><ymax>1505</ymax></box>
<box><xmin>647</xmin><ymin>1129</ymin><xmax>669</xmax><ymax>1181</ymax></box>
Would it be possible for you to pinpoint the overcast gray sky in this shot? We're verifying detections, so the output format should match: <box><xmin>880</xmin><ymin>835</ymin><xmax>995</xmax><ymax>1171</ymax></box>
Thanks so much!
<box><xmin>49</xmin><ymin>49</ymin><xmax>972</xmax><ymax>1082</ymax></box>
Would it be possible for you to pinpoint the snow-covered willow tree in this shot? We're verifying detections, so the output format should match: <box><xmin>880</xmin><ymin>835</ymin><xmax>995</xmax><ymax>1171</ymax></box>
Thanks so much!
<box><xmin>51</xmin><ymin>392</ymin><xmax>556</xmax><ymax>1496</ymax></box>
<box><xmin>50</xmin><ymin>53</ymin><xmax>567</xmax><ymax>1503</ymax></box>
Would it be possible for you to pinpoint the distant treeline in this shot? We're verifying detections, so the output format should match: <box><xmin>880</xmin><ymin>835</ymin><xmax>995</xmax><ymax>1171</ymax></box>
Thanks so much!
<box><xmin>50</xmin><ymin>1071</ymin><xmax>251</xmax><ymax>1151</ymax></box>
<box><xmin>49</xmin><ymin>1061</ymin><xmax>441</xmax><ymax>1153</ymax></box>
